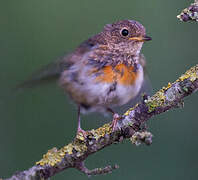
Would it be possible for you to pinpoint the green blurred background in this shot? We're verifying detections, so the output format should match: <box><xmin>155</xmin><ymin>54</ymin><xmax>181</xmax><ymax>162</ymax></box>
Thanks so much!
<box><xmin>0</xmin><ymin>0</ymin><xmax>198</xmax><ymax>179</ymax></box>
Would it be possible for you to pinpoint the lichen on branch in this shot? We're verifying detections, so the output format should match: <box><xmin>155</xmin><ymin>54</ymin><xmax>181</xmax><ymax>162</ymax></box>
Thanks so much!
<box><xmin>177</xmin><ymin>0</ymin><xmax>198</xmax><ymax>22</ymax></box>
<box><xmin>4</xmin><ymin>64</ymin><xmax>198</xmax><ymax>180</ymax></box>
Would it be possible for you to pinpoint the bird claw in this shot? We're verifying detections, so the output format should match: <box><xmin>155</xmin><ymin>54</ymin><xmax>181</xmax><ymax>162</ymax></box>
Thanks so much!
<box><xmin>76</xmin><ymin>128</ymin><xmax>88</xmax><ymax>140</ymax></box>
<box><xmin>111</xmin><ymin>113</ymin><xmax>121</xmax><ymax>132</ymax></box>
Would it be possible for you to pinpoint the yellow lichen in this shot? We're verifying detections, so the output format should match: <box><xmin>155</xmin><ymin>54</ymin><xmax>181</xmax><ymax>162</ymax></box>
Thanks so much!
<box><xmin>36</xmin><ymin>147</ymin><xmax>62</xmax><ymax>166</ymax></box>
<box><xmin>36</xmin><ymin>141</ymin><xmax>88</xmax><ymax>166</ymax></box>
<box><xmin>124</xmin><ymin>83</ymin><xmax>171</xmax><ymax>115</ymax></box>
<box><xmin>162</xmin><ymin>82</ymin><xmax>172</xmax><ymax>91</ymax></box>
<box><xmin>123</xmin><ymin>108</ymin><xmax>133</xmax><ymax>116</ymax></box>
<box><xmin>177</xmin><ymin>65</ymin><xmax>198</xmax><ymax>82</ymax></box>
<box><xmin>76</xmin><ymin>132</ymin><xmax>86</xmax><ymax>141</ymax></box>
<box><xmin>89</xmin><ymin>123</ymin><xmax>112</xmax><ymax>140</ymax></box>
<box><xmin>36</xmin><ymin>123</ymin><xmax>113</xmax><ymax>166</ymax></box>
<box><xmin>145</xmin><ymin>65</ymin><xmax>198</xmax><ymax>112</ymax></box>
<box><xmin>145</xmin><ymin>89</ymin><xmax>166</xmax><ymax>112</ymax></box>
<box><xmin>73</xmin><ymin>140</ymin><xmax>87</xmax><ymax>153</ymax></box>
<box><xmin>124</xmin><ymin>104</ymin><xmax>138</xmax><ymax>116</ymax></box>
<box><xmin>62</xmin><ymin>143</ymin><xmax>73</xmax><ymax>155</ymax></box>
<box><xmin>35</xmin><ymin>65</ymin><xmax>198</xmax><ymax>167</ymax></box>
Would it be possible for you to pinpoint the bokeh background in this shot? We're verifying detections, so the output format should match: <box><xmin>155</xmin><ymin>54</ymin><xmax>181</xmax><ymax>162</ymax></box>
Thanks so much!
<box><xmin>0</xmin><ymin>0</ymin><xmax>198</xmax><ymax>179</ymax></box>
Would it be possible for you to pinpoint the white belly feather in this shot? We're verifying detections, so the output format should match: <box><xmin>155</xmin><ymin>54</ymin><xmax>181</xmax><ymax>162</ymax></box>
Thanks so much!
<box><xmin>60</xmin><ymin>62</ymin><xmax>144</xmax><ymax>112</ymax></box>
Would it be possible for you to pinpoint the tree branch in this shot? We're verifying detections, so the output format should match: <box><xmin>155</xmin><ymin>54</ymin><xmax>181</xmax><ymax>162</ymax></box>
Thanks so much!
<box><xmin>3</xmin><ymin>64</ymin><xmax>198</xmax><ymax>180</ymax></box>
<box><xmin>177</xmin><ymin>0</ymin><xmax>198</xmax><ymax>22</ymax></box>
<box><xmin>2</xmin><ymin>4</ymin><xmax>198</xmax><ymax>178</ymax></box>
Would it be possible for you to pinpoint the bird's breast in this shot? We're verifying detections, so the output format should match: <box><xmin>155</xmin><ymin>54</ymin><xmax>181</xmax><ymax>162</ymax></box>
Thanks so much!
<box><xmin>93</xmin><ymin>63</ymin><xmax>140</xmax><ymax>86</ymax></box>
<box><xmin>59</xmin><ymin>62</ymin><xmax>144</xmax><ymax>111</ymax></box>
<box><xmin>87</xmin><ymin>63</ymin><xmax>144</xmax><ymax>106</ymax></box>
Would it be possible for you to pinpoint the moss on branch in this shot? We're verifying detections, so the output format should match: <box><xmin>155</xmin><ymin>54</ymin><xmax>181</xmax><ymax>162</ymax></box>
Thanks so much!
<box><xmin>3</xmin><ymin>64</ymin><xmax>198</xmax><ymax>180</ymax></box>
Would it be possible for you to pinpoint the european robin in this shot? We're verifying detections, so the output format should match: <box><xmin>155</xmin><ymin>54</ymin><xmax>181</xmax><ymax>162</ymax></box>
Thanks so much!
<box><xmin>19</xmin><ymin>20</ymin><xmax>152</xmax><ymax>136</ymax></box>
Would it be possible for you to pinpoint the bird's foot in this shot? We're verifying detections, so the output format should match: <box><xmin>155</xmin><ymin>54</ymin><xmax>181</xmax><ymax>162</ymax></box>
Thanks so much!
<box><xmin>112</xmin><ymin>113</ymin><xmax>121</xmax><ymax>132</ymax></box>
<box><xmin>76</xmin><ymin>128</ymin><xmax>88</xmax><ymax>141</ymax></box>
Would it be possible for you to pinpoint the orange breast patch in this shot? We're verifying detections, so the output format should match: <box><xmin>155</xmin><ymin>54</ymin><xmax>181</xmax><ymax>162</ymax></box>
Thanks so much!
<box><xmin>94</xmin><ymin>64</ymin><xmax>138</xmax><ymax>85</ymax></box>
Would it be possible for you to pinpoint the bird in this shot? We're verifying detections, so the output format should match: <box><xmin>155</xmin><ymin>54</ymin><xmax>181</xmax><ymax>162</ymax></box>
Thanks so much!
<box><xmin>18</xmin><ymin>19</ymin><xmax>152</xmax><ymax>137</ymax></box>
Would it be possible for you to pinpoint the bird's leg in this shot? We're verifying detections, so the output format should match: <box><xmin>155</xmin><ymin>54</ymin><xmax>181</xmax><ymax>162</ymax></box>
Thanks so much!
<box><xmin>76</xmin><ymin>106</ymin><xmax>87</xmax><ymax>137</ymax></box>
<box><xmin>106</xmin><ymin>107</ymin><xmax>121</xmax><ymax>131</ymax></box>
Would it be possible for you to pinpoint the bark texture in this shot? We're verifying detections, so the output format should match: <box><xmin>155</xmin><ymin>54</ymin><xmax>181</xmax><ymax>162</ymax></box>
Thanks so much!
<box><xmin>177</xmin><ymin>0</ymin><xmax>198</xmax><ymax>21</ymax></box>
<box><xmin>3</xmin><ymin>64</ymin><xmax>198</xmax><ymax>180</ymax></box>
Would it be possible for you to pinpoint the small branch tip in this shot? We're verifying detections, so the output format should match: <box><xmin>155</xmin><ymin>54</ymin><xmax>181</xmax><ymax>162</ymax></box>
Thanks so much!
<box><xmin>75</xmin><ymin>161</ymin><xmax>119</xmax><ymax>176</ymax></box>
<box><xmin>177</xmin><ymin>1</ymin><xmax>198</xmax><ymax>22</ymax></box>
<box><xmin>130</xmin><ymin>131</ymin><xmax>153</xmax><ymax>146</ymax></box>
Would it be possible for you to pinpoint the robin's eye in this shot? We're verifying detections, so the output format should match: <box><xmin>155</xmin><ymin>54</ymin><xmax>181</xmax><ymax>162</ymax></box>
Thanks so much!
<box><xmin>121</xmin><ymin>29</ymin><xmax>129</xmax><ymax>36</ymax></box>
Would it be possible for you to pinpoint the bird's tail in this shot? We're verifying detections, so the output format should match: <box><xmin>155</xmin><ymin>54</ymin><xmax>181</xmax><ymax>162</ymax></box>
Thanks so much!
<box><xmin>16</xmin><ymin>62</ymin><xmax>61</xmax><ymax>90</ymax></box>
<box><xmin>15</xmin><ymin>56</ymin><xmax>71</xmax><ymax>92</ymax></box>
<box><xmin>0</xmin><ymin>59</ymin><xmax>68</xmax><ymax>106</ymax></box>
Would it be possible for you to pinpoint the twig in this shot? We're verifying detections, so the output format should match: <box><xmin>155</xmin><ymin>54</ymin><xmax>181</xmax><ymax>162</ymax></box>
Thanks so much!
<box><xmin>177</xmin><ymin>0</ymin><xmax>198</xmax><ymax>21</ymax></box>
<box><xmin>3</xmin><ymin>64</ymin><xmax>198</xmax><ymax>180</ymax></box>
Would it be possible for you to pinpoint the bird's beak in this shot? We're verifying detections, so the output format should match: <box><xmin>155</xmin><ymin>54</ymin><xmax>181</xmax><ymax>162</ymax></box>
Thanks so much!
<box><xmin>129</xmin><ymin>35</ymin><xmax>152</xmax><ymax>42</ymax></box>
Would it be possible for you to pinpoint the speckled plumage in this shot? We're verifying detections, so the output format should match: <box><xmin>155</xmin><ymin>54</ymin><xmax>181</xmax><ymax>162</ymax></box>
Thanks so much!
<box><xmin>59</xmin><ymin>20</ymin><xmax>150</xmax><ymax>114</ymax></box>
<box><xmin>20</xmin><ymin>19</ymin><xmax>151</xmax><ymax>135</ymax></box>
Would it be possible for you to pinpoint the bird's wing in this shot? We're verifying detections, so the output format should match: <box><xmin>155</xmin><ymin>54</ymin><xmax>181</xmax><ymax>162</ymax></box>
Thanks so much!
<box><xmin>15</xmin><ymin>37</ymin><xmax>98</xmax><ymax>90</ymax></box>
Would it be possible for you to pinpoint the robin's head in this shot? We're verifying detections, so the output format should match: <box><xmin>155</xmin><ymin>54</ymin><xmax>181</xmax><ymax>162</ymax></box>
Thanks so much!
<box><xmin>101</xmin><ymin>20</ymin><xmax>151</xmax><ymax>55</ymax></box>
